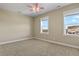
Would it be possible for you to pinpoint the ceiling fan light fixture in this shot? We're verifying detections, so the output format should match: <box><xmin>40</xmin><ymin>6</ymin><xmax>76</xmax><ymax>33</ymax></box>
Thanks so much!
<box><xmin>27</xmin><ymin>3</ymin><xmax>44</xmax><ymax>13</ymax></box>
<box><xmin>36</xmin><ymin>8</ymin><xmax>40</xmax><ymax>12</ymax></box>
<box><xmin>32</xmin><ymin>5</ymin><xmax>36</xmax><ymax>12</ymax></box>
<box><xmin>36</xmin><ymin>4</ymin><xmax>40</xmax><ymax>12</ymax></box>
<box><xmin>32</xmin><ymin>3</ymin><xmax>40</xmax><ymax>13</ymax></box>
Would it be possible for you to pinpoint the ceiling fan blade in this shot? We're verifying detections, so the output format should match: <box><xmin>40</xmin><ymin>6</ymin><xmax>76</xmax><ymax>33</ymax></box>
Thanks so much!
<box><xmin>26</xmin><ymin>5</ymin><xmax>32</xmax><ymax>8</ymax></box>
<box><xmin>30</xmin><ymin>9</ymin><xmax>33</xmax><ymax>11</ymax></box>
<box><xmin>40</xmin><ymin>7</ymin><xmax>44</xmax><ymax>9</ymax></box>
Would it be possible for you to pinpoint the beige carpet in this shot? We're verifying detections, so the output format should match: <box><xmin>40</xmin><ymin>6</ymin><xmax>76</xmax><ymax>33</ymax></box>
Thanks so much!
<box><xmin>0</xmin><ymin>39</ymin><xmax>79</xmax><ymax>56</ymax></box>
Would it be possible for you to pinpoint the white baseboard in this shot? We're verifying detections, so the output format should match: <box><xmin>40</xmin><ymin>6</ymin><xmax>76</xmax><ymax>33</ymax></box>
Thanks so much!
<box><xmin>0</xmin><ymin>37</ymin><xmax>33</xmax><ymax>45</ymax></box>
<box><xmin>1</xmin><ymin>37</ymin><xmax>79</xmax><ymax>49</ymax></box>
<box><xmin>34</xmin><ymin>37</ymin><xmax>79</xmax><ymax>49</ymax></box>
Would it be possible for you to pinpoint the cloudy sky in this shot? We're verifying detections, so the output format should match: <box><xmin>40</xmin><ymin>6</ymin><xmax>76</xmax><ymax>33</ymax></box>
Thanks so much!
<box><xmin>64</xmin><ymin>14</ymin><xmax>79</xmax><ymax>26</ymax></box>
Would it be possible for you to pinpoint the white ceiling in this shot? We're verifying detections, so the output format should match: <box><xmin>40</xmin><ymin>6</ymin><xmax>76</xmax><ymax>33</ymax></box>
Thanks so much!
<box><xmin>0</xmin><ymin>3</ymin><xmax>71</xmax><ymax>17</ymax></box>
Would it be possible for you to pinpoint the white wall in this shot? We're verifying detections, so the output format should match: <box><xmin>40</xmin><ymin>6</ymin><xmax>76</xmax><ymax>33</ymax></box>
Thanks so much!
<box><xmin>0</xmin><ymin>9</ymin><xmax>33</xmax><ymax>43</ymax></box>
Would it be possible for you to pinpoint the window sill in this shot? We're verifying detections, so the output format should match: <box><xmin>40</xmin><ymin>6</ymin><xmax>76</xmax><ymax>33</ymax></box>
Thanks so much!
<box><xmin>40</xmin><ymin>32</ymin><xmax>49</xmax><ymax>35</ymax></box>
<box><xmin>64</xmin><ymin>34</ymin><xmax>79</xmax><ymax>37</ymax></box>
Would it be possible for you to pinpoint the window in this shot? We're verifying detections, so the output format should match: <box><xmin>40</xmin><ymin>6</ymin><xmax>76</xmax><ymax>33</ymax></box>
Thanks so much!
<box><xmin>40</xmin><ymin>16</ymin><xmax>48</xmax><ymax>33</ymax></box>
<box><xmin>64</xmin><ymin>8</ymin><xmax>79</xmax><ymax>35</ymax></box>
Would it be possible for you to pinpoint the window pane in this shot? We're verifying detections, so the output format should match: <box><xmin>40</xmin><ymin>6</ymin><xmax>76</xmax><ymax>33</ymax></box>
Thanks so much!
<box><xmin>42</xmin><ymin>19</ymin><xmax>48</xmax><ymax>29</ymax></box>
<box><xmin>41</xmin><ymin>17</ymin><xmax>48</xmax><ymax>33</ymax></box>
<box><xmin>64</xmin><ymin>14</ymin><xmax>79</xmax><ymax>35</ymax></box>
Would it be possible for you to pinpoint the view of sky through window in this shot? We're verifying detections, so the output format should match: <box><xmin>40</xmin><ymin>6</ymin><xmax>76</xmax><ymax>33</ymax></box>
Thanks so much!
<box><xmin>64</xmin><ymin>14</ymin><xmax>79</xmax><ymax>27</ymax></box>
<box><xmin>41</xmin><ymin>19</ymin><xmax>48</xmax><ymax>29</ymax></box>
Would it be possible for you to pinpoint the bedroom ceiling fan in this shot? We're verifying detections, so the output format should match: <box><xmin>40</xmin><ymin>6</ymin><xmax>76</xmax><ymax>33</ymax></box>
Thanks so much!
<box><xmin>27</xmin><ymin>3</ymin><xmax>44</xmax><ymax>13</ymax></box>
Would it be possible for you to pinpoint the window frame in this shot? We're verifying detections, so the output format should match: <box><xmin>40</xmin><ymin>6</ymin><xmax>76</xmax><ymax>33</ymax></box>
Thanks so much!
<box><xmin>64</xmin><ymin>8</ymin><xmax>79</xmax><ymax>36</ymax></box>
<box><xmin>40</xmin><ymin>16</ymin><xmax>49</xmax><ymax>34</ymax></box>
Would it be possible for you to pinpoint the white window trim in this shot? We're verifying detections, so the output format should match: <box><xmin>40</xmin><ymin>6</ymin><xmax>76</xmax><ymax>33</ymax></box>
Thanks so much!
<box><xmin>40</xmin><ymin>16</ymin><xmax>49</xmax><ymax>34</ymax></box>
